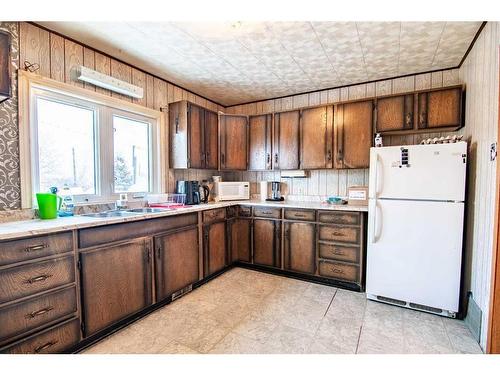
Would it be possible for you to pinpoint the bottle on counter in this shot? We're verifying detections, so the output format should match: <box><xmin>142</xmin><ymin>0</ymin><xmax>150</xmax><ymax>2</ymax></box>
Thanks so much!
<box><xmin>59</xmin><ymin>184</ymin><xmax>75</xmax><ymax>216</ymax></box>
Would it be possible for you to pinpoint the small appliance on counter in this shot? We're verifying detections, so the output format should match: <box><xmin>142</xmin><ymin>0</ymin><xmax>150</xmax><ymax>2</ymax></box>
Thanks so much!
<box><xmin>175</xmin><ymin>180</ymin><xmax>208</xmax><ymax>205</ymax></box>
<box><xmin>213</xmin><ymin>181</ymin><xmax>249</xmax><ymax>201</ymax></box>
<box><xmin>266</xmin><ymin>181</ymin><xmax>284</xmax><ymax>202</ymax></box>
<box><xmin>347</xmin><ymin>186</ymin><xmax>368</xmax><ymax>206</ymax></box>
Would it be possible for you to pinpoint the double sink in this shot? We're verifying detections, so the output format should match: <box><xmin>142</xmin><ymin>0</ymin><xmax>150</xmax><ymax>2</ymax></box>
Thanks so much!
<box><xmin>82</xmin><ymin>207</ymin><xmax>172</xmax><ymax>218</ymax></box>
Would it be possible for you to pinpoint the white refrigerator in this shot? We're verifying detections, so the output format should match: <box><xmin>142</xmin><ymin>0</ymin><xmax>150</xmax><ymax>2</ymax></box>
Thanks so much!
<box><xmin>366</xmin><ymin>142</ymin><xmax>467</xmax><ymax>317</ymax></box>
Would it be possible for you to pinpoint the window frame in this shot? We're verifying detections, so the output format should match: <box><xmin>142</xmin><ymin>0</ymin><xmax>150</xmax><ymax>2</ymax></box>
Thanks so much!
<box><xmin>18</xmin><ymin>70</ymin><xmax>166</xmax><ymax>209</ymax></box>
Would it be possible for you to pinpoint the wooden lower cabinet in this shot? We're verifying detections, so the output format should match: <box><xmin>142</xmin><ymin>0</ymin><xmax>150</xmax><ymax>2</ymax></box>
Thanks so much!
<box><xmin>1</xmin><ymin>318</ymin><xmax>80</xmax><ymax>354</ymax></box>
<box><xmin>154</xmin><ymin>226</ymin><xmax>199</xmax><ymax>301</ymax></box>
<box><xmin>283</xmin><ymin>222</ymin><xmax>316</xmax><ymax>274</ymax></box>
<box><xmin>204</xmin><ymin>221</ymin><xmax>227</xmax><ymax>277</ymax></box>
<box><xmin>229</xmin><ymin>218</ymin><xmax>252</xmax><ymax>263</ymax></box>
<box><xmin>253</xmin><ymin>219</ymin><xmax>281</xmax><ymax>268</ymax></box>
<box><xmin>79</xmin><ymin>238</ymin><xmax>153</xmax><ymax>337</ymax></box>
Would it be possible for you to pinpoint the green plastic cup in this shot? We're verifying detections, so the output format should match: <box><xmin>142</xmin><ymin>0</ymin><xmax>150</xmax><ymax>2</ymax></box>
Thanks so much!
<box><xmin>36</xmin><ymin>193</ymin><xmax>62</xmax><ymax>220</ymax></box>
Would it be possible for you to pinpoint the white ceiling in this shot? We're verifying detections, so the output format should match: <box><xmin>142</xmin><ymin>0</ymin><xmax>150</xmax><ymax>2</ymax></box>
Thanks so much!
<box><xmin>39</xmin><ymin>22</ymin><xmax>482</xmax><ymax>106</ymax></box>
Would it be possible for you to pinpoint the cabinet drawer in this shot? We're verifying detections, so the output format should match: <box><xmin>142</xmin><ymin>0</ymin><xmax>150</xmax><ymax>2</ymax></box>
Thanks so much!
<box><xmin>284</xmin><ymin>209</ymin><xmax>315</xmax><ymax>221</ymax></box>
<box><xmin>0</xmin><ymin>256</ymin><xmax>75</xmax><ymax>304</ymax></box>
<box><xmin>0</xmin><ymin>286</ymin><xmax>77</xmax><ymax>344</ymax></box>
<box><xmin>238</xmin><ymin>205</ymin><xmax>252</xmax><ymax>217</ymax></box>
<box><xmin>318</xmin><ymin>260</ymin><xmax>359</xmax><ymax>283</ymax></box>
<box><xmin>0</xmin><ymin>232</ymin><xmax>73</xmax><ymax>267</ymax></box>
<box><xmin>319</xmin><ymin>225</ymin><xmax>359</xmax><ymax>244</ymax></box>
<box><xmin>253</xmin><ymin>207</ymin><xmax>281</xmax><ymax>219</ymax></box>
<box><xmin>203</xmin><ymin>208</ymin><xmax>226</xmax><ymax>222</ymax></box>
<box><xmin>1</xmin><ymin>318</ymin><xmax>80</xmax><ymax>354</ymax></box>
<box><xmin>318</xmin><ymin>211</ymin><xmax>361</xmax><ymax>225</ymax></box>
<box><xmin>319</xmin><ymin>243</ymin><xmax>360</xmax><ymax>264</ymax></box>
<box><xmin>78</xmin><ymin>213</ymin><xmax>197</xmax><ymax>248</ymax></box>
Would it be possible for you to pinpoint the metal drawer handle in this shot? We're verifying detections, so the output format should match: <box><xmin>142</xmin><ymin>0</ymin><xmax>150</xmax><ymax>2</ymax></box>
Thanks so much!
<box><xmin>261</xmin><ymin>211</ymin><xmax>273</xmax><ymax>215</ymax></box>
<box><xmin>329</xmin><ymin>266</ymin><xmax>344</xmax><ymax>274</ymax></box>
<box><xmin>24</xmin><ymin>244</ymin><xmax>48</xmax><ymax>253</ymax></box>
<box><xmin>26</xmin><ymin>306</ymin><xmax>54</xmax><ymax>320</ymax></box>
<box><xmin>26</xmin><ymin>274</ymin><xmax>53</xmax><ymax>284</ymax></box>
<box><xmin>293</xmin><ymin>213</ymin><xmax>307</xmax><ymax>218</ymax></box>
<box><xmin>332</xmin><ymin>249</ymin><xmax>345</xmax><ymax>256</ymax></box>
<box><xmin>34</xmin><ymin>340</ymin><xmax>58</xmax><ymax>353</ymax></box>
<box><xmin>331</xmin><ymin>231</ymin><xmax>345</xmax><ymax>236</ymax></box>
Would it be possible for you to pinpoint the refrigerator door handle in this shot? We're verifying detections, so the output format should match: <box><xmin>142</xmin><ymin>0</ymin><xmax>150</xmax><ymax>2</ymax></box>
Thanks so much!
<box><xmin>370</xmin><ymin>200</ymin><xmax>382</xmax><ymax>244</ymax></box>
<box><xmin>374</xmin><ymin>153</ymin><xmax>383</xmax><ymax>197</ymax></box>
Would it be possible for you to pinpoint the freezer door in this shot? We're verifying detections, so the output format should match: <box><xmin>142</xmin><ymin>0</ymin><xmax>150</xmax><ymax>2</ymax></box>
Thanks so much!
<box><xmin>368</xmin><ymin>142</ymin><xmax>467</xmax><ymax>201</ymax></box>
<box><xmin>366</xmin><ymin>199</ymin><xmax>464</xmax><ymax>313</ymax></box>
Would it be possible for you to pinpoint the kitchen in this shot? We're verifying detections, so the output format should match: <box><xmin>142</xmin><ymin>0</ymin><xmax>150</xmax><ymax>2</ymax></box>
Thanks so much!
<box><xmin>1</xmin><ymin>1</ymin><xmax>500</xmax><ymax>372</ymax></box>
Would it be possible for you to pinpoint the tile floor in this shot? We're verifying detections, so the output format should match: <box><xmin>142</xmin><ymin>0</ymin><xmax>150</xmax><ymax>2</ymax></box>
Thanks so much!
<box><xmin>83</xmin><ymin>267</ymin><xmax>482</xmax><ymax>354</ymax></box>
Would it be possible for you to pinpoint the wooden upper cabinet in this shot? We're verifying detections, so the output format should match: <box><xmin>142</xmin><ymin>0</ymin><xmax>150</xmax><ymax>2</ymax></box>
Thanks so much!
<box><xmin>274</xmin><ymin>110</ymin><xmax>300</xmax><ymax>170</ymax></box>
<box><xmin>417</xmin><ymin>86</ymin><xmax>462</xmax><ymax>129</ymax></box>
<box><xmin>375</xmin><ymin>94</ymin><xmax>414</xmax><ymax>133</ymax></box>
<box><xmin>219</xmin><ymin>114</ymin><xmax>248</xmax><ymax>170</ymax></box>
<box><xmin>204</xmin><ymin>110</ymin><xmax>219</xmax><ymax>169</ymax></box>
<box><xmin>169</xmin><ymin>100</ymin><xmax>218</xmax><ymax>169</ymax></box>
<box><xmin>334</xmin><ymin>100</ymin><xmax>373</xmax><ymax>169</ymax></box>
<box><xmin>300</xmin><ymin>106</ymin><xmax>333</xmax><ymax>169</ymax></box>
<box><xmin>79</xmin><ymin>238</ymin><xmax>153</xmax><ymax>337</ymax></box>
<box><xmin>154</xmin><ymin>226</ymin><xmax>199</xmax><ymax>302</ymax></box>
<box><xmin>0</xmin><ymin>31</ymin><xmax>11</xmax><ymax>103</ymax></box>
<box><xmin>188</xmin><ymin>103</ymin><xmax>205</xmax><ymax>169</ymax></box>
<box><xmin>248</xmin><ymin>114</ymin><xmax>273</xmax><ymax>171</ymax></box>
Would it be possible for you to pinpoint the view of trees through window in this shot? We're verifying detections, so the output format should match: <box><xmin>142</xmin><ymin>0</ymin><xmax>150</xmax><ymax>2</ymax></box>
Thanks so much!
<box><xmin>36</xmin><ymin>97</ymin><xmax>96</xmax><ymax>195</ymax></box>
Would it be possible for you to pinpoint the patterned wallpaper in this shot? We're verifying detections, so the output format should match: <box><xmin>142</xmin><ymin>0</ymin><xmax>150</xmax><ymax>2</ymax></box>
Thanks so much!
<box><xmin>0</xmin><ymin>22</ymin><xmax>20</xmax><ymax>211</ymax></box>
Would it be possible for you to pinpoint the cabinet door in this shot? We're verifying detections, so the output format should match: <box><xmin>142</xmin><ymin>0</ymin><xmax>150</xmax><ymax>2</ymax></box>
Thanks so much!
<box><xmin>253</xmin><ymin>219</ymin><xmax>281</xmax><ymax>268</ymax></box>
<box><xmin>284</xmin><ymin>222</ymin><xmax>316</xmax><ymax>274</ymax></box>
<box><xmin>169</xmin><ymin>101</ymin><xmax>189</xmax><ymax>169</ymax></box>
<box><xmin>248</xmin><ymin>114</ymin><xmax>273</xmax><ymax>171</ymax></box>
<box><xmin>80</xmin><ymin>238</ymin><xmax>152</xmax><ymax>337</ymax></box>
<box><xmin>229</xmin><ymin>218</ymin><xmax>252</xmax><ymax>263</ymax></box>
<box><xmin>375</xmin><ymin>94</ymin><xmax>414</xmax><ymax>133</ymax></box>
<box><xmin>219</xmin><ymin>114</ymin><xmax>248</xmax><ymax>170</ymax></box>
<box><xmin>334</xmin><ymin>100</ymin><xmax>373</xmax><ymax>169</ymax></box>
<box><xmin>204</xmin><ymin>221</ymin><xmax>227</xmax><ymax>277</ymax></box>
<box><xmin>155</xmin><ymin>226</ymin><xmax>199</xmax><ymax>301</ymax></box>
<box><xmin>188</xmin><ymin>103</ymin><xmax>205</xmax><ymax>169</ymax></box>
<box><xmin>417</xmin><ymin>87</ymin><xmax>462</xmax><ymax>129</ymax></box>
<box><xmin>274</xmin><ymin>110</ymin><xmax>300</xmax><ymax>170</ymax></box>
<box><xmin>300</xmin><ymin>106</ymin><xmax>333</xmax><ymax>169</ymax></box>
<box><xmin>204</xmin><ymin>109</ymin><xmax>219</xmax><ymax>169</ymax></box>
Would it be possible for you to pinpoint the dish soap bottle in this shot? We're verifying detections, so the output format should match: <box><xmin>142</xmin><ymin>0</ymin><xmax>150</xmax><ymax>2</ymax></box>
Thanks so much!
<box><xmin>59</xmin><ymin>184</ymin><xmax>75</xmax><ymax>216</ymax></box>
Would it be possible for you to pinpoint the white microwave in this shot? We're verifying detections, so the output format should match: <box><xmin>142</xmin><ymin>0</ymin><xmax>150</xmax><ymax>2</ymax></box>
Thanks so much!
<box><xmin>214</xmin><ymin>182</ymin><xmax>250</xmax><ymax>201</ymax></box>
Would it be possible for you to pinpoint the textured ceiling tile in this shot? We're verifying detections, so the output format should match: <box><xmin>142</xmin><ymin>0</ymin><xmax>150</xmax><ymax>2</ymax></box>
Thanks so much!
<box><xmin>39</xmin><ymin>21</ymin><xmax>482</xmax><ymax>105</ymax></box>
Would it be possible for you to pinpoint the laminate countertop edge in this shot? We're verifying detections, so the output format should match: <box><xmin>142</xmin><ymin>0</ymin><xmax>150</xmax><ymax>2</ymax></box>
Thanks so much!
<box><xmin>0</xmin><ymin>200</ymin><xmax>368</xmax><ymax>241</ymax></box>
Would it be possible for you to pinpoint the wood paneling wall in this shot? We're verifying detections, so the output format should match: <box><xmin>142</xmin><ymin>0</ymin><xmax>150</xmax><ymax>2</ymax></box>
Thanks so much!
<box><xmin>223</xmin><ymin>69</ymin><xmax>461</xmax><ymax>200</ymax></box>
<box><xmin>18</xmin><ymin>22</ymin><xmax>225</xmax><ymax>193</ymax></box>
<box><xmin>458</xmin><ymin>21</ymin><xmax>500</xmax><ymax>351</ymax></box>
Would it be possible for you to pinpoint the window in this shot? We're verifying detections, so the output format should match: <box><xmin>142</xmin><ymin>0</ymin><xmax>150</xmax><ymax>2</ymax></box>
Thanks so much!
<box><xmin>27</xmin><ymin>83</ymin><xmax>161</xmax><ymax>205</ymax></box>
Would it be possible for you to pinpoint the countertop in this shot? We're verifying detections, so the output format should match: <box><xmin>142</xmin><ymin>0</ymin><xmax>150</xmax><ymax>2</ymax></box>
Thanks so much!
<box><xmin>0</xmin><ymin>200</ymin><xmax>367</xmax><ymax>241</ymax></box>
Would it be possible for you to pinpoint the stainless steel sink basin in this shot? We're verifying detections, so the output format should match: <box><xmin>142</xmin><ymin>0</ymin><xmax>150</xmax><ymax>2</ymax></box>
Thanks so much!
<box><xmin>126</xmin><ymin>208</ymin><xmax>172</xmax><ymax>213</ymax></box>
<box><xmin>81</xmin><ymin>210</ymin><xmax>140</xmax><ymax>218</ymax></box>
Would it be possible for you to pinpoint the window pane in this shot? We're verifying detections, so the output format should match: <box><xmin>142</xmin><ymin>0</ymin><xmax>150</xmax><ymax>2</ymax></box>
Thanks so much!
<box><xmin>36</xmin><ymin>97</ymin><xmax>96</xmax><ymax>195</ymax></box>
<box><xmin>113</xmin><ymin>115</ymin><xmax>151</xmax><ymax>193</ymax></box>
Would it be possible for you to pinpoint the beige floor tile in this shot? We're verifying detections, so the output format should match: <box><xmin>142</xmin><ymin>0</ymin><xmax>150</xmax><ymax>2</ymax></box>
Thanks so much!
<box><xmin>208</xmin><ymin>332</ymin><xmax>266</xmax><ymax>354</ymax></box>
<box><xmin>263</xmin><ymin>323</ymin><xmax>315</xmax><ymax>354</ymax></box>
<box><xmin>80</xmin><ymin>267</ymin><xmax>483</xmax><ymax>355</ymax></box>
<box><xmin>232</xmin><ymin>311</ymin><xmax>280</xmax><ymax>343</ymax></box>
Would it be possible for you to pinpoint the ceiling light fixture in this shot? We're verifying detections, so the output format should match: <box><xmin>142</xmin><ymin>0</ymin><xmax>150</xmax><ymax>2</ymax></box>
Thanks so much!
<box><xmin>77</xmin><ymin>66</ymin><xmax>144</xmax><ymax>99</ymax></box>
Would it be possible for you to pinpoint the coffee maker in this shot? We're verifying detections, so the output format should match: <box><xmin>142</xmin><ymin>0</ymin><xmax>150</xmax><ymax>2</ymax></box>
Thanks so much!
<box><xmin>175</xmin><ymin>181</ymin><xmax>209</xmax><ymax>205</ymax></box>
<box><xmin>266</xmin><ymin>181</ymin><xmax>284</xmax><ymax>202</ymax></box>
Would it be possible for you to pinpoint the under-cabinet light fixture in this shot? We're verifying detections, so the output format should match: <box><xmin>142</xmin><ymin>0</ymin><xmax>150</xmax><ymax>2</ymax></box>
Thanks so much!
<box><xmin>77</xmin><ymin>66</ymin><xmax>144</xmax><ymax>99</ymax></box>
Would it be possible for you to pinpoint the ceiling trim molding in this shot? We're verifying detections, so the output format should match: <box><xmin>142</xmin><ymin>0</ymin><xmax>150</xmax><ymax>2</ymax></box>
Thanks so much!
<box><xmin>31</xmin><ymin>21</ymin><xmax>487</xmax><ymax>109</ymax></box>
<box><xmin>29</xmin><ymin>21</ymin><xmax>227</xmax><ymax>108</ymax></box>
<box><xmin>458</xmin><ymin>21</ymin><xmax>487</xmax><ymax>68</ymax></box>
